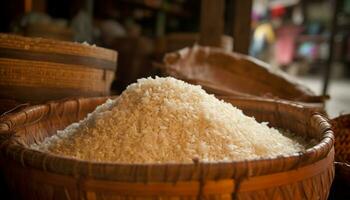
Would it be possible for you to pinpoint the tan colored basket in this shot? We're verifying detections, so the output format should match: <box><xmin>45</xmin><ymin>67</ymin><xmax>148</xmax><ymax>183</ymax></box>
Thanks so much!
<box><xmin>162</xmin><ymin>46</ymin><xmax>326</xmax><ymax>108</ymax></box>
<box><xmin>0</xmin><ymin>96</ymin><xmax>334</xmax><ymax>200</ymax></box>
<box><xmin>0</xmin><ymin>33</ymin><xmax>117</xmax><ymax>104</ymax></box>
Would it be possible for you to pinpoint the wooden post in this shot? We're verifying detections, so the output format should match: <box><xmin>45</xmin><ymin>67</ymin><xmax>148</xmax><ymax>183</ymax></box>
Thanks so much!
<box><xmin>322</xmin><ymin>0</ymin><xmax>340</xmax><ymax>95</ymax></box>
<box><xmin>199</xmin><ymin>0</ymin><xmax>225</xmax><ymax>47</ymax></box>
<box><xmin>232</xmin><ymin>0</ymin><xmax>252</xmax><ymax>54</ymax></box>
<box><xmin>24</xmin><ymin>0</ymin><xmax>32</xmax><ymax>13</ymax></box>
<box><xmin>27</xmin><ymin>0</ymin><xmax>47</xmax><ymax>13</ymax></box>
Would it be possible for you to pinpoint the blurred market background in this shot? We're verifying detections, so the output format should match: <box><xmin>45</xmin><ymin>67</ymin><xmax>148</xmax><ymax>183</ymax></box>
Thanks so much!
<box><xmin>0</xmin><ymin>0</ymin><xmax>349</xmax><ymax>117</ymax></box>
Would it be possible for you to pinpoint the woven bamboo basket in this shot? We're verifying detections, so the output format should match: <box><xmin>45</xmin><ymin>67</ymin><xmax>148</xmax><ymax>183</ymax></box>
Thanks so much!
<box><xmin>329</xmin><ymin>114</ymin><xmax>350</xmax><ymax>197</ymax></box>
<box><xmin>162</xmin><ymin>46</ymin><xmax>326</xmax><ymax>109</ymax></box>
<box><xmin>0</xmin><ymin>33</ymin><xmax>117</xmax><ymax>104</ymax></box>
<box><xmin>0</xmin><ymin>96</ymin><xmax>334</xmax><ymax>200</ymax></box>
<box><xmin>331</xmin><ymin>114</ymin><xmax>350</xmax><ymax>162</ymax></box>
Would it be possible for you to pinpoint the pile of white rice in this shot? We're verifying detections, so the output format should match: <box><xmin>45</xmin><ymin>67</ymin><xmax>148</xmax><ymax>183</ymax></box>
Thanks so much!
<box><xmin>32</xmin><ymin>77</ymin><xmax>305</xmax><ymax>163</ymax></box>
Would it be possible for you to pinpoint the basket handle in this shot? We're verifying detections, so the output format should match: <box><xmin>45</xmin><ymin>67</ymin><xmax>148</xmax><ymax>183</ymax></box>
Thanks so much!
<box><xmin>0</xmin><ymin>103</ymin><xmax>30</xmax><ymax>117</ymax></box>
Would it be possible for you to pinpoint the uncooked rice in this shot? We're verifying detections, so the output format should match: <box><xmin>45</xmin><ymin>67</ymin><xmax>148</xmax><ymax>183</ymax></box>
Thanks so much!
<box><xmin>32</xmin><ymin>77</ymin><xmax>305</xmax><ymax>163</ymax></box>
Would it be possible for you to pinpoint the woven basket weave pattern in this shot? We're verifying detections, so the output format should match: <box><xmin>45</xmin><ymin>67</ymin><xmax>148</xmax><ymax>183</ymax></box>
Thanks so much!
<box><xmin>0</xmin><ymin>33</ymin><xmax>117</xmax><ymax>104</ymax></box>
<box><xmin>0</xmin><ymin>33</ymin><xmax>116</xmax><ymax>61</ymax></box>
<box><xmin>0</xmin><ymin>59</ymin><xmax>113</xmax><ymax>90</ymax></box>
<box><xmin>0</xmin><ymin>97</ymin><xmax>334</xmax><ymax>200</ymax></box>
<box><xmin>331</xmin><ymin>114</ymin><xmax>350</xmax><ymax>162</ymax></box>
<box><xmin>330</xmin><ymin>114</ymin><xmax>350</xmax><ymax>196</ymax></box>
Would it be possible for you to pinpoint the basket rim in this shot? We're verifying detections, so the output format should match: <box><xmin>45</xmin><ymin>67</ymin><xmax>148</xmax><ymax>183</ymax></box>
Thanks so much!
<box><xmin>332</xmin><ymin>113</ymin><xmax>350</xmax><ymax>123</ymax></box>
<box><xmin>0</xmin><ymin>97</ymin><xmax>334</xmax><ymax>182</ymax></box>
<box><xmin>0</xmin><ymin>33</ymin><xmax>117</xmax><ymax>62</ymax></box>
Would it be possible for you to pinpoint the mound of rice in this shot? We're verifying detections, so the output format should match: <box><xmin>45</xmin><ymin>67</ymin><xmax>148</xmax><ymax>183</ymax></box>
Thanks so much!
<box><xmin>32</xmin><ymin>77</ymin><xmax>305</xmax><ymax>163</ymax></box>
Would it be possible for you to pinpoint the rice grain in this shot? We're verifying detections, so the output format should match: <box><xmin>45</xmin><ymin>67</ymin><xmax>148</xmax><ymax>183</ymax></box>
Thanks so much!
<box><xmin>32</xmin><ymin>77</ymin><xmax>305</xmax><ymax>163</ymax></box>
